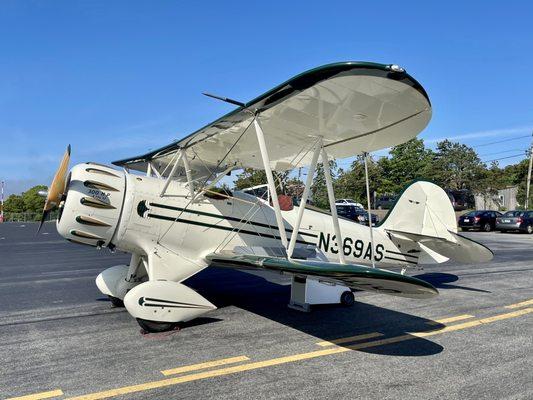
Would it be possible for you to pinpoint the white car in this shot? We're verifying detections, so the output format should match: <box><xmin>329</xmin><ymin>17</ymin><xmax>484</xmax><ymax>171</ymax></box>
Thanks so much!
<box><xmin>335</xmin><ymin>198</ymin><xmax>364</xmax><ymax>209</ymax></box>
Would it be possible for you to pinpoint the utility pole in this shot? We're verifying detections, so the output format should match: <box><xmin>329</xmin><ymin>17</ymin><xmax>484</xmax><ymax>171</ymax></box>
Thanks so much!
<box><xmin>0</xmin><ymin>180</ymin><xmax>4</xmax><ymax>223</ymax></box>
<box><xmin>526</xmin><ymin>132</ymin><xmax>533</xmax><ymax>209</ymax></box>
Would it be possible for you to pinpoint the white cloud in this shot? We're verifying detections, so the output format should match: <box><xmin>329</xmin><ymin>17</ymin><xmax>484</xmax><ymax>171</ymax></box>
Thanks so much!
<box><xmin>425</xmin><ymin>125</ymin><xmax>533</xmax><ymax>144</ymax></box>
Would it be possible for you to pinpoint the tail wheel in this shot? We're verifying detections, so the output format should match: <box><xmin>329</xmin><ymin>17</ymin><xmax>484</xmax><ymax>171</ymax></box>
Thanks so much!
<box><xmin>483</xmin><ymin>222</ymin><xmax>492</xmax><ymax>232</ymax></box>
<box><xmin>527</xmin><ymin>225</ymin><xmax>533</xmax><ymax>234</ymax></box>
<box><xmin>340</xmin><ymin>291</ymin><xmax>355</xmax><ymax>307</ymax></box>
<box><xmin>137</xmin><ymin>319</ymin><xmax>177</xmax><ymax>333</ymax></box>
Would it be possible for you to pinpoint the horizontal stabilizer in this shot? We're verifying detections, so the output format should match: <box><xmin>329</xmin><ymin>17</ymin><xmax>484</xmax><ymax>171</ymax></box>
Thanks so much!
<box><xmin>387</xmin><ymin>229</ymin><xmax>493</xmax><ymax>264</ymax></box>
<box><xmin>206</xmin><ymin>252</ymin><xmax>438</xmax><ymax>299</ymax></box>
<box><xmin>380</xmin><ymin>180</ymin><xmax>493</xmax><ymax>264</ymax></box>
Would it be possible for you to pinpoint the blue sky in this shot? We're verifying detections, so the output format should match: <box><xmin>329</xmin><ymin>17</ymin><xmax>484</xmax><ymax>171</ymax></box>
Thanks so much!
<box><xmin>1</xmin><ymin>1</ymin><xmax>532</xmax><ymax>195</ymax></box>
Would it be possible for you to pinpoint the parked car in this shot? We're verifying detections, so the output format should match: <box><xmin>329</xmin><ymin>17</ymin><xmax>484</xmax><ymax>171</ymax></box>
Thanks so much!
<box><xmin>375</xmin><ymin>195</ymin><xmax>396</xmax><ymax>210</ymax></box>
<box><xmin>458</xmin><ymin>210</ymin><xmax>502</xmax><ymax>232</ymax></box>
<box><xmin>335</xmin><ymin>198</ymin><xmax>364</xmax><ymax>209</ymax></box>
<box><xmin>336</xmin><ymin>205</ymin><xmax>379</xmax><ymax>226</ymax></box>
<box><xmin>496</xmin><ymin>210</ymin><xmax>533</xmax><ymax>233</ymax></box>
<box><xmin>446</xmin><ymin>189</ymin><xmax>475</xmax><ymax>211</ymax></box>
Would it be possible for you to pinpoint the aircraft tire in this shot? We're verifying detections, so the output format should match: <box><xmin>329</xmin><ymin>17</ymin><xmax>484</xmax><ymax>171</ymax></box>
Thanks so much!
<box><xmin>340</xmin><ymin>291</ymin><xmax>355</xmax><ymax>307</ymax></box>
<box><xmin>137</xmin><ymin>319</ymin><xmax>177</xmax><ymax>333</ymax></box>
<box><xmin>108</xmin><ymin>296</ymin><xmax>124</xmax><ymax>307</ymax></box>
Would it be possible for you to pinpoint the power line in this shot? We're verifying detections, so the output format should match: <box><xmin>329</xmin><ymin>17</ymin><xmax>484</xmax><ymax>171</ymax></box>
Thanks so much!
<box><xmin>482</xmin><ymin>153</ymin><xmax>526</xmax><ymax>164</ymax></box>
<box><xmin>333</xmin><ymin>135</ymin><xmax>530</xmax><ymax>170</ymax></box>
<box><xmin>474</xmin><ymin>134</ymin><xmax>531</xmax><ymax>148</ymax></box>
<box><xmin>479</xmin><ymin>148</ymin><xmax>527</xmax><ymax>157</ymax></box>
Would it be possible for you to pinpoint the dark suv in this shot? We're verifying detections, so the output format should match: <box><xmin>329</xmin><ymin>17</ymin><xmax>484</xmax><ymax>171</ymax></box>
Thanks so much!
<box><xmin>375</xmin><ymin>195</ymin><xmax>396</xmax><ymax>210</ymax></box>
<box><xmin>336</xmin><ymin>205</ymin><xmax>379</xmax><ymax>226</ymax></box>
<box><xmin>458</xmin><ymin>210</ymin><xmax>502</xmax><ymax>232</ymax></box>
<box><xmin>446</xmin><ymin>189</ymin><xmax>475</xmax><ymax>211</ymax></box>
<box><xmin>496</xmin><ymin>210</ymin><xmax>533</xmax><ymax>233</ymax></box>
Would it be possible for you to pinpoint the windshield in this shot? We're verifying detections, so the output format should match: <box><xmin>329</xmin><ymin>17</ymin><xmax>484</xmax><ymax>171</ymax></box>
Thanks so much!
<box><xmin>243</xmin><ymin>186</ymin><xmax>268</xmax><ymax>199</ymax></box>
<box><xmin>503</xmin><ymin>211</ymin><xmax>523</xmax><ymax>217</ymax></box>
<box><xmin>464</xmin><ymin>211</ymin><xmax>483</xmax><ymax>217</ymax></box>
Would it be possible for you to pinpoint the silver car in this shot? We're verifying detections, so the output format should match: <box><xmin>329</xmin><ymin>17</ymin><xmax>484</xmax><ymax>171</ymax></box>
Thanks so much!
<box><xmin>495</xmin><ymin>210</ymin><xmax>533</xmax><ymax>233</ymax></box>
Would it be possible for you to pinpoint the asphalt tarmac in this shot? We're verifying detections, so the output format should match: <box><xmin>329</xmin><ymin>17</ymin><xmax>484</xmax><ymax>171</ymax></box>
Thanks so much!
<box><xmin>1</xmin><ymin>222</ymin><xmax>532</xmax><ymax>400</ymax></box>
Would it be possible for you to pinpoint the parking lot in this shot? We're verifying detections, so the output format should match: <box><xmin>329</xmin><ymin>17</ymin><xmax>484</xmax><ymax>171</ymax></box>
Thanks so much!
<box><xmin>1</xmin><ymin>222</ymin><xmax>532</xmax><ymax>400</ymax></box>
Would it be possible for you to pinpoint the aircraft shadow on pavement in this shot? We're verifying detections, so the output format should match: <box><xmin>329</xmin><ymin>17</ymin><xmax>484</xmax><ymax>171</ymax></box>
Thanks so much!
<box><xmin>185</xmin><ymin>267</ymin><xmax>445</xmax><ymax>357</ymax></box>
<box><xmin>414</xmin><ymin>272</ymin><xmax>491</xmax><ymax>293</ymax></box>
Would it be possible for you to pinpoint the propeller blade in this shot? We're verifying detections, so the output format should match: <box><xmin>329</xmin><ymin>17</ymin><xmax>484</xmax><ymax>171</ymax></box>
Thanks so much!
<box><xmin>37</xmin><ymin>209</ymin><xmax>51</xmax><ymax>234</ymax></box>
<box><xmin>38</xmin><ymin>145</ymin><xmax>71</xmax><ymax>233</ymax></box>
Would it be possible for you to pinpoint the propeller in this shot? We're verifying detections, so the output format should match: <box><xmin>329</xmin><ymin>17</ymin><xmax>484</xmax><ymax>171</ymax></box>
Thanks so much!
<box><xmin>38</xmin><ymin>145</ymin><xmax>71</xmax><ymax>233</ymax></box>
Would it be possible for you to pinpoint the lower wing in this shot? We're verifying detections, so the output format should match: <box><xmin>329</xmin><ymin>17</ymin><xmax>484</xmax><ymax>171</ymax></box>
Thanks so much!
<box><xmin>206</xmin><ymin>252</ymin><xmax>438</xmax><ymax>299</ymax></box>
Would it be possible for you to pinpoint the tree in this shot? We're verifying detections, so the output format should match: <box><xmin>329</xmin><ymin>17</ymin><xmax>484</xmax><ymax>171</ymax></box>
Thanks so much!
<box><xmin>377</xmin><ymin>138</ymin><xmax>434</xmax><ymax>194</ymax></box>
<box><xmin>3</xmin><ymin>185</ymin><xmax>47</xmax><ymax>215</ymax></box>
<box><xmin>429</xmin><ymin>140</ymin><xmax>484</xmax><ymax>191</ymax></box>
<box><xmin>335</xmin><ymin>155</ymin><xmax>380</xmax><ymax>206</ymax></box>
<box><xmin>311</xmin><ymin>160</ymin><xmax>338</xmax><ymax>210</ymax></box>
<box><xmin>233</xmin><ymin>169</ymin><xmax>267</xmax><ymax>190</ymax></box>
<box><xmin>22</xmin><ymin>185</ymin><xmax>47</xmax><ymax>212</ymax></box>
<box><xmin>504</xmin><ymin>158</ymin><xmax>531</xmax><ymax>206</ymax></box>
<box><xmin>233</xmin><ymin>168</ymin><xmax>291</xmax><ymax>193</ymax></box>
<box><xmin>4</xmin><ymin>194</ymin><xmax>24</xmax><ymax>213</ymax></box>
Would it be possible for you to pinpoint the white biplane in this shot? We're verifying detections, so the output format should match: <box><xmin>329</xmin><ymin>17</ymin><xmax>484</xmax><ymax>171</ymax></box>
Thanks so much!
<box><xmin>39</xmin><ymin>62</ymin><xmax>492</xmax><ymax>332</ymax></box>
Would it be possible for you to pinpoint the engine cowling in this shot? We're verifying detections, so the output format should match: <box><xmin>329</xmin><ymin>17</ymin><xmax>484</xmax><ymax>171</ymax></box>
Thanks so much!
<box><xmin>56</xmin><ymin>163</ymin><xmax>126</xmax><ymax>247</ymax></box>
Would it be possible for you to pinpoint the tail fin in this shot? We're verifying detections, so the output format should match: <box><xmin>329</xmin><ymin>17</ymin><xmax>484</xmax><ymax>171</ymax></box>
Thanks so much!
<box><xmin>379</xmin><ymin>181</ymin><xmax>493</xmax><ymax>264</ymax></box>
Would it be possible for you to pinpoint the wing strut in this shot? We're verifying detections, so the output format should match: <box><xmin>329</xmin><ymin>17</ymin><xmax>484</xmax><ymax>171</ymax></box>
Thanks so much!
<box><xmin>182</xmin><ymin>150</ymin><xmax>194</xmax><ymax>198</ymax></box>
<box><xmin>160</xmin><ymin>150</ymin><xmax>184</xmax><ymax>196</ymax></box>
<box><xmin>147</xmin><ymin>162</ymin><xmax>162</xmax><ymax>178</ymax></box>
<box><xmin>363</xmin><ymin>152</ymin><xmax>376</xmax><ymax>268</ymax></box>
<box><xmin>287</xmin><ymin>139</ymin><xmax>321</xmax><ymax>260</ymax></box>
<box><xmin>320</xmin><ymin>137</ymin><xmax>346</xmax><ymax>264</ymax></box>
<box><xmin>253</xmin><ymin>117</ymin><xmax>289</xmax><ymax>249</ymax></box>
<box><xmin>254</xmin><ymin>110</ymin><xmax>346</xmax><ymax>264</ymax></box>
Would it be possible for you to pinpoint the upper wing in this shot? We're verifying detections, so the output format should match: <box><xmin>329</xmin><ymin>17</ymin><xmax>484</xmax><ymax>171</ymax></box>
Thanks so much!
<box><xmin>206</xmin><ymin>252</ymin><xmax>438</xmax><ymax>299</ymax></box>
<box><xmin>113</xmin><ymin>62</ymin><xmax>431</xmax><ymax>178</ymax></box>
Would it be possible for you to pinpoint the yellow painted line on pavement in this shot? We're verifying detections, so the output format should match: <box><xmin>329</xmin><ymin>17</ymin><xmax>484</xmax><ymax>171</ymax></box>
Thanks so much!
<box><xmin>6</xmin><ymin>389</ymin><xmax>64</xmax><ymax>400</ymax></box>
<box><xmin>66</xmin><ymin>308</ymin><xmax>533</xmax><ymax>400</ymax></box>
<box><xmin>478</xmin><ymin>308</ymin><xmax>533</xmax><ymax>324</ymax></box>
<box><xmin>161</xmin><ymin>355</ymin><xmax>250</xmax><ymax>376</ymax></box>
<box><xmin>67</xmin><ymin>347</ymin><xmax>348</xmax><ymax>400</ymax></box>
<box><xmin>426</xmin><ymin>314</ymin><xmax>475</xmax><ymax>325</ymax></box>
<box><xmin>504</xmin><ymin>298</ymin><xmax>533</xmax><ymax>309</ymax></box>
<box><xmin>348</xmin><ymin>308</ymin><xmax>533</xmax><ymax>349</ymax></box>
<box><xmin>316</xmin><ymin>332</ymin><xmax>383</xmax><ymax>347</ymax></box>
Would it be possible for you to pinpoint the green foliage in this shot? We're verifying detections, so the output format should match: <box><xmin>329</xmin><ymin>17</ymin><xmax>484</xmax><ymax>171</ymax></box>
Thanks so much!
<box><xmin>311</xmin><ymin>160</ymin><xmax>337</xmax><ymax>210</ymax></box>
<box><xmin>377</xmin><ymin>139</ymin><xmax>434</xmax><ymax>194</ymax></box>
<box><xmin>335</xmin><ymin>155</ymin><xmax>380</xmax><ymax>205</ymax></box>
<box><xmin>22</xmin><ymin>185</ymin><xmax>47</xmax><ymax>212</ymax></box>
<box><xmin>233</xmin><ymin>168</ymin><xmax>292</xmax><ymax>194</ymax></box>
<box><xmin>234</xmin><ymin>169</ymin><xmax>267</xmax><ymax>190</ymax></box>
<box><xmin>510</xmin><ymin>159</ymin><xmax>533</xmax><ymax>205</ymax></box>
<box><xmin>4</xmin><ymin>194</ymin><xmax>24</xmax><ymax>213</ymax></box>
<box><xmin>428</xmin><ymin>140</ymin><xmax>484</xmax><ymax>192</ymax></box>
<box><xmin>4</xmin><ymin>185</ymin><xmax>47</xmax><ymax>214</ymax></box>
<box><xmin>230</xmin><ymin>138</ymin><xmax>529</xmax><ymax>210</ymax></box>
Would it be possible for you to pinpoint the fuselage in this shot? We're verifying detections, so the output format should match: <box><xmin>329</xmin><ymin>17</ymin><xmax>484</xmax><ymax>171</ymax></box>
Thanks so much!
<box><xmin>118</xmin><ymin>172</ymin><xmax>420</xmax><ymax>269</ymax></box>
<box><xmin>57</xmin><ymin>164</ymin><xmax>422</xmax><ymax>283</ymax></box>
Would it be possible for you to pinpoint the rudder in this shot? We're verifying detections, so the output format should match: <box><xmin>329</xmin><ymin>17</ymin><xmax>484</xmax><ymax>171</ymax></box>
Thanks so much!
<box><xmin>379</xmin><ymin>180</ymin><xmax>457</xmax><ymax>238</ymax></box>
